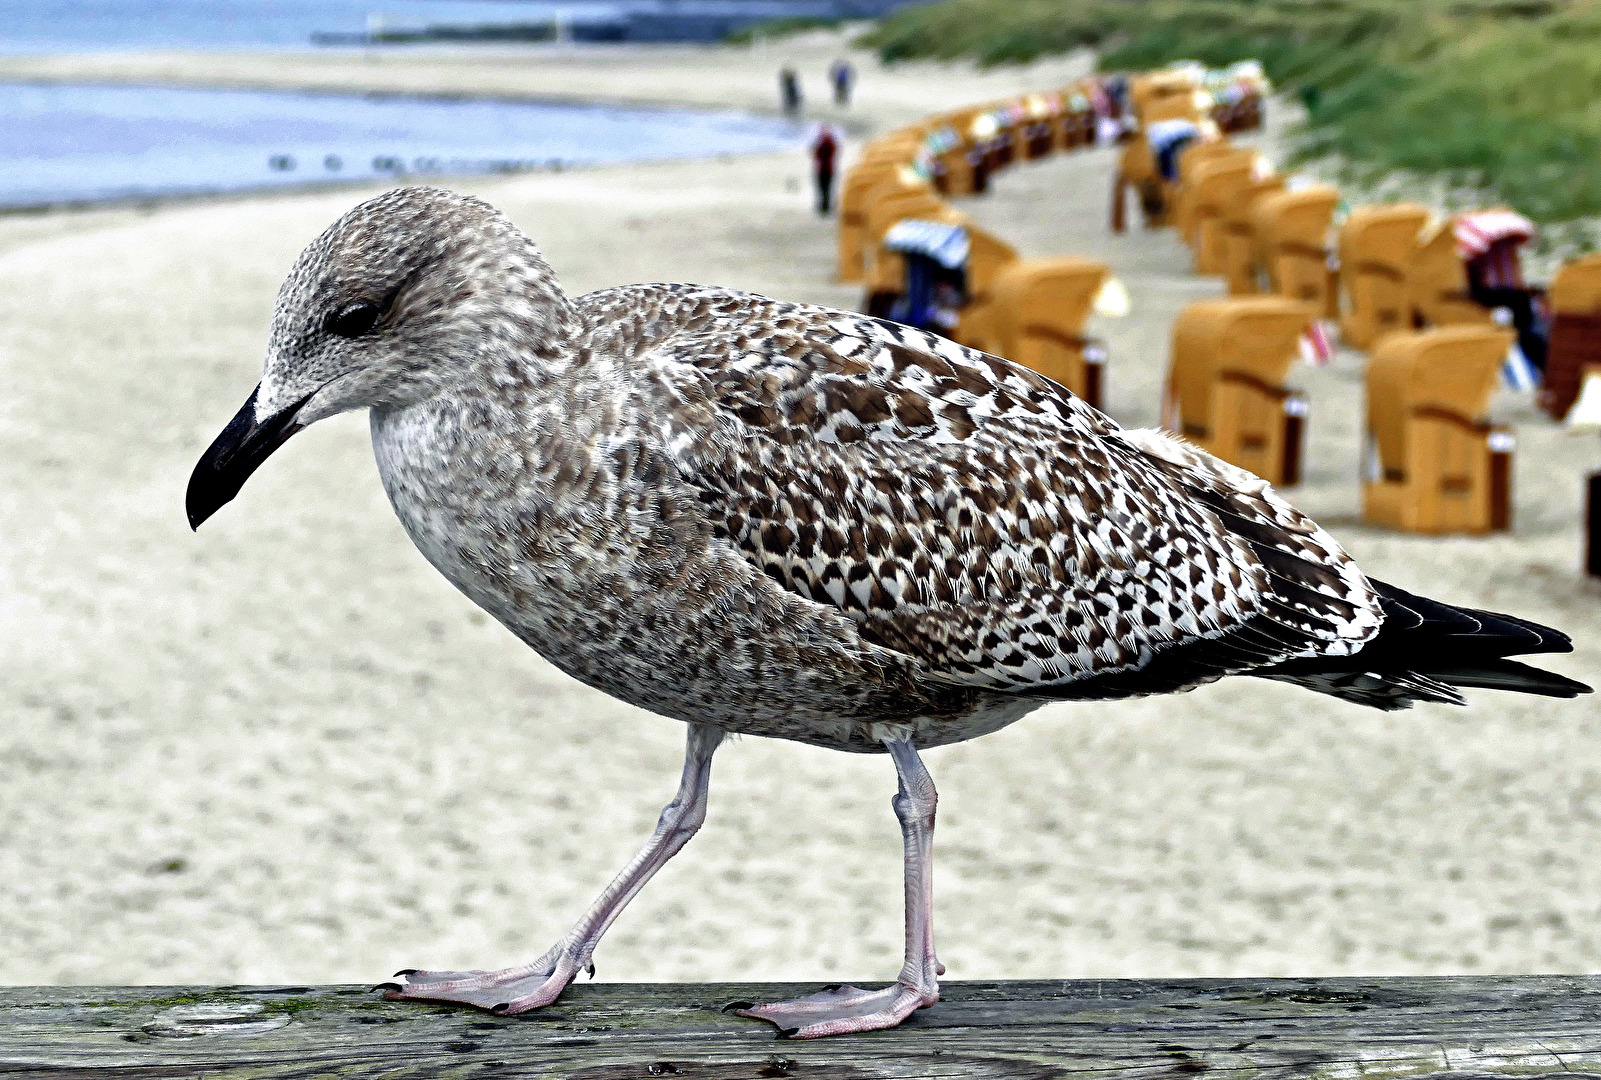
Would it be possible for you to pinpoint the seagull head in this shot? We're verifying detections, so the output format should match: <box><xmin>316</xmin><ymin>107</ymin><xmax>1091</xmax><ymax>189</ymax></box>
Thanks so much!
<box><xmin>186</xmin><ymin>186</ymin><xmax>569</xmax><ymax>530</ymax></box>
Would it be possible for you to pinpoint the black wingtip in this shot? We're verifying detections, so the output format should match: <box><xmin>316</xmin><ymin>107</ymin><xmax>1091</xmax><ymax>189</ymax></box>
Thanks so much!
<box><xmin>1369</xmin><ymin>579</ymin><xmax>1574</xmax><ymax>658</ymax></box>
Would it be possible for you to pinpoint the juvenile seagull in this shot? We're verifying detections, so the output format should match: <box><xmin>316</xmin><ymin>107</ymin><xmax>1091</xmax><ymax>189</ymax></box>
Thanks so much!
<box><xmin>189</xmin><ymin>187</ymin><xmax>1588</xmax><ymax>1039</ymax></box>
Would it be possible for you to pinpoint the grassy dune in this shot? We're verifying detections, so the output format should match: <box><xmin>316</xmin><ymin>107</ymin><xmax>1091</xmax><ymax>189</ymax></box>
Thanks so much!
<box><xmin>859</xmin><ymin>0</ymin><xmax>1601</xmax><ymax>226</ymax></box>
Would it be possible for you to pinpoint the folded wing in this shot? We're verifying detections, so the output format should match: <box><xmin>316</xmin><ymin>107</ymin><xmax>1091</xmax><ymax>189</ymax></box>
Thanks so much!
<box><xmin>636</xmin><ymin>289</ymin><xmax>1383</xmax><ymax>702</ymax></box>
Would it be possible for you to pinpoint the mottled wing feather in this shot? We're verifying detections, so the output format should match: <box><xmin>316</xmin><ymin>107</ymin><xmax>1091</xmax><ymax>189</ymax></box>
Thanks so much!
<box><xmin>615</xmin><ymin>285</ymin><xmax>1380</xmax><ymax>699</ymax></box>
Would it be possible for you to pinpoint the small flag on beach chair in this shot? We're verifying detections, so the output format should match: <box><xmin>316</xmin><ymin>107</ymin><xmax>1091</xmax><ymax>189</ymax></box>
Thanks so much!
<box><xmin>1501</xmin><ymin>341</ymin><xmax>1540</xmax><ymax>391</ymax></box>
<box><xmin>1298</xmin><ymin>320</ymin><xmax>1334</xmax><ymax>366</ymax></box>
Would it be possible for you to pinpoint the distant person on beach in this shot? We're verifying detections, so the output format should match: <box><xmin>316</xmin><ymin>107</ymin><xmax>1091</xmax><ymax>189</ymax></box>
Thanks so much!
<box><xmin>811</xmin><ymin>124</ymin><xmax>839</xmax><ymax>215</ymax></box>
<box><xmin>830</xmin><ymin>59</ymin><xmax>854</xmax><ymax>106</ymax></box>
<box><xmin>780</xmin><ymin>67</ymin><xmax>802</xmax><ymax>117</ymax></box>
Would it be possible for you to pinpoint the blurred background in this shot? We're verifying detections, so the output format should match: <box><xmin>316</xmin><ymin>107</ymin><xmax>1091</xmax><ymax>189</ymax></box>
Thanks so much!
<box><xmin>1</xmin><ymin>0</ymin><xmax>1599</xmax><ymax>994</ymax></box>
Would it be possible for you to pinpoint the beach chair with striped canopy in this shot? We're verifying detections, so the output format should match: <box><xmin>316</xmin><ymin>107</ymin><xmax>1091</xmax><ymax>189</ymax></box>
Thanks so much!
<box><xmin>1408</xmin><ymin>216</ymin><xmax>1498</xmax><ymax>330</ymax></box>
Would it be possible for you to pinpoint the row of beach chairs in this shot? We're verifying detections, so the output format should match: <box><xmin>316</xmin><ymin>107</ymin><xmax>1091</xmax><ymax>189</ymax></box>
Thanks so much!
<box><xmin>836</xmin><ymin>62</ymin><xmax>1598</xmax><ymax>540</ymax></box>
<box><xmin>1126</xmin><ymin>79</ymin><xmax>1601</xmax><ymax>535</ymax></box>
<box><xmin>836</xmin><ymin>66</ymin><xmax>1267</xmax><ymax>412</ymax></box>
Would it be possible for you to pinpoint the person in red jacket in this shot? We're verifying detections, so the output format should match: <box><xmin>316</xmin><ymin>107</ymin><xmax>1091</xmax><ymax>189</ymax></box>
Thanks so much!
<box><xmin>811</xmin><ymin>124</ymin><xmax>839</xmax><ymax>216</ymax></box>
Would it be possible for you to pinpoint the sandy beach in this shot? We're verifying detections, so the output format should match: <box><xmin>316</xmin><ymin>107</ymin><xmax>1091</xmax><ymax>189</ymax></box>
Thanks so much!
<box><xmin>1</xmin><ymin>32</ymin><xmax>1598</xmax><ymax>992</ymax></box>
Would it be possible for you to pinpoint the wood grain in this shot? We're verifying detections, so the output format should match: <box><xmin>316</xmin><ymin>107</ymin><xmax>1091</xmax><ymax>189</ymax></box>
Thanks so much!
<box><xmin>4</xmin><ymin>977</ymin><xmax>1601</xmax><ymax>1078</ymax></box>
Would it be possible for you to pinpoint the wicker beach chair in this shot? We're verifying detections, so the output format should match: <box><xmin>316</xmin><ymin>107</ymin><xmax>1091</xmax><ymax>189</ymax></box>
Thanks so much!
<box><xmin>1337</xmin><ymin>202</ymin><xmax>1430</xmax><ymax>349</ymax></box>
<box><xmin>838</xmin><ymin>163</ymin><xmax>927</xmax><ymax>283</ymax></box>
<box><xmin>1362</xmin><ymin>325</ymin><xmax>1515</xmax><ymax>534</ymax></box>
<box><xmin>1170</xmin><ymin>139</ymin><xmax>1242</xmax><ymax>244</ymax></box>
<box><xmin>1130</xmin><ymin>71</ymin><xmax>1200</xmax><ymax>123</ymax></box>
<box><xmin>1542</xmin><ymin>253</ymin><xmax>1601</xmax><ymax>419</ymax></box>
<box><xmin>1111</xmin><ymin>92</ymin><xmax>1207</xmax><ymax>233</ymax></box>
<box><xmin>861</xmin><ymin>187</ymin><xmax>956</xmax><ymax>312</ymax></box>
<box><xmin>1165</xmin><ymin>297</ymin><xmax>1317</xmax><ymax>485</ymax></box>
<box><xmin>988</xmin><ymin>257</ymin><xmax>1111</xmax><ymax>409</ymax></box>
<box><xmin>1220</xmin><ymin>173</ymin><xmax>1286</xmax><ymax>295</ymax></box>
<box><xmin>1187</xmin><ymin>151</ymin><xmax>1258</xmax><ymax>275</ymax></box>
<box><xmin>1253</xmin><ymin>185</ymin><xmax>1340</xmax><ymax>316</ymax></box>
<box><xmin>1408</xmin><ymin>217</ymin><xmax>1498</xmax><ymax>331</ymax></box>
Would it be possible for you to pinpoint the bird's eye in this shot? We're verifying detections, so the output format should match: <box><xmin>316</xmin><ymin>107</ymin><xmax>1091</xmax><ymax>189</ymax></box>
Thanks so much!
<box><xmin>325</xmin><ymin>300</ymin><xmax>383</xmax><ymax>338</ymax></box>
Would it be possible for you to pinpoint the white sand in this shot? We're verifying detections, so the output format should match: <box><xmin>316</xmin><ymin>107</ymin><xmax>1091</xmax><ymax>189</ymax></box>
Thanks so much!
<box><xmin>0</xmin><ymin>35</ymin><xmax>1597</xmax><ymax>991</ymax></box>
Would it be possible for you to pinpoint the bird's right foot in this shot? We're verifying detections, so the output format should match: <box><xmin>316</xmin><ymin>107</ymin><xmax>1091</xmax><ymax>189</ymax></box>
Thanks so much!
<box><xmin>379</xmin><ymin>954</ymin><xmax>586</xmax><ymax>1014</ymax></box>
<box><xmin>731</xmin><ymin>980</ymin><xmax>938</xmax><ymax>1038</ymax></box>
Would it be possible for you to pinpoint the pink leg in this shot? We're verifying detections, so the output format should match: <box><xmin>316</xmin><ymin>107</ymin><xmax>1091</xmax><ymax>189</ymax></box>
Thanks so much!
<box><xmin>383</xmin><ymin>724</ymin><xmax>723</xmax><ymax>1014</ymax></box>
<box><xmin>735</xmin><ymin>733</ymin><xmax>941</xmax><ymax>1038</ymax></box>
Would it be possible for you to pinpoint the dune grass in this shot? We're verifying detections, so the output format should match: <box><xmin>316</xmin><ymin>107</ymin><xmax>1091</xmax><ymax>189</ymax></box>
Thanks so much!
<box><xmin>725</xmin><ymin>16</ymin><xmax>846</xmax><ymax>45</ymax></box>
<box><xmin>858</xmin><ymin>0</ymin><xmax>1601</xmax><ymax>226</ymax></box>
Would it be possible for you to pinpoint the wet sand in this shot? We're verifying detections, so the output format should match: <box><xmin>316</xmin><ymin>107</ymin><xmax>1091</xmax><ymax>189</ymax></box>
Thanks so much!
<box><xmin>0</xmin><ymin>34</ymin><xmax>1598</xmax><ymax>991</ymax></box>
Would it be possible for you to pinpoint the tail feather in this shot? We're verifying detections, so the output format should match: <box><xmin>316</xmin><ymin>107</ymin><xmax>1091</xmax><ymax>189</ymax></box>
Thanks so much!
<box><xmin>1260</xmin><ymin>578</ymin><xmax>1590</xmax><ymax>711</ymax></box>
<box><xmin>1429</xmin><ymin>658</ymin><xmax>1592</xmax><ymax>698</ymax></box>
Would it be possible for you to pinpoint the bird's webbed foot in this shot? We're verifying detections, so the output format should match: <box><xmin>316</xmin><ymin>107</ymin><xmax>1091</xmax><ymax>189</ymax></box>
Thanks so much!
<box><xmin>731</xmin><ymin>980</ymin><xmax>938</xmax><ymax>1038</ymax></box>
<box><xmin>379</xmin><ymin>950</ymin><xmax>587</xmax><ymax>1014</ymax></box>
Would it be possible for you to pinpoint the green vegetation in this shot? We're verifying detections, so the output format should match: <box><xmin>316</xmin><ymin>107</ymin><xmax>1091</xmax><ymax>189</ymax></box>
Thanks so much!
<box><xmin>79</xmin><ymin>989</ymin><xmax>323</xmax><ymax>1015</ymax></box>
<box><xmin>83</xmin><ymin>990</ymin><xmax>237</xmax><ymax>1009</ymax></box>
<box><xmin>725</xmin><ymin>16</ymin><xmax>844</xmax><ymax>44</ymax></box>
<box><xmin>859</xmin><ymin>0</ymin><xmax>1601</xmax><ymax>224</ymax></box>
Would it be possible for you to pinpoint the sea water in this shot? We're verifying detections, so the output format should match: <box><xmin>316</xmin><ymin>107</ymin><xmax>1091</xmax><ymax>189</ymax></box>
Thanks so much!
<box><xmin>0</xmin><ymin>0</ymin><xmax>840</xmax><ymax>53</ymax></box>
<box><xmin>0</xmin><ymin>83</ymin><xmax>808</xmax><ymax>209</ymax></box>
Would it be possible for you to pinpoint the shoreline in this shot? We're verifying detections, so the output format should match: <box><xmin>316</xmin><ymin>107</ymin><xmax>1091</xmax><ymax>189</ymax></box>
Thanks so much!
<box><xmin>0</xmin><ymin>69</ymin><xmax>851</xmax><ymax>118</ymax></box>
<box><xmin>0</xmin><ymin>155</ymin><xmax>774</xmax><ymax>220</ymax></box>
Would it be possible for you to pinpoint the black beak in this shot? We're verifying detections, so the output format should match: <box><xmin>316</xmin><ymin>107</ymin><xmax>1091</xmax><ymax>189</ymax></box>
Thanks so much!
<box><xmin>186</xmin><ymin>384</ymin><xmax>310</xmax><ymax>530</ymax></box>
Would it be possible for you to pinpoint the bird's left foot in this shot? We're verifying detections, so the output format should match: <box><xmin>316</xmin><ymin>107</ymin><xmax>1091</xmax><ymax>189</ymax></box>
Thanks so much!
<box><xmin>378</xmin><ymin>954</ymin><xmax>583</xmax><ymax>1015</ymax></box>
<box><xmin>730</xmin><ymin>981</ymin><xmax>937</xmax><ymax>1038</ymax></box>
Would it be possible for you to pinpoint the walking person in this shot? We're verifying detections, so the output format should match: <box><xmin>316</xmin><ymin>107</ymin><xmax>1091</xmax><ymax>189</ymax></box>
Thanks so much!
<box><xmin>779</xmin><ymin>67</ymin><xmax>802</xmax><ymax>117</ymax></box>
<box><xmin>811</xmin><ymin>123</ymin><xmax>839</xmax><ymax>216</ymax></box>
<box><xmin>830</xmin><ymin>58</ymin><xmax>854</xmax><ymax>106</ymax></box>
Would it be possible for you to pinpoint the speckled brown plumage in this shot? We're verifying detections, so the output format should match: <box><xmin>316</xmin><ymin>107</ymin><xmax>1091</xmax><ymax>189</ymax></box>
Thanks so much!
<box><xmin>367</xmin><ymin>281</ymin><xmax>1386</xmax><ymax>751</ymax></box>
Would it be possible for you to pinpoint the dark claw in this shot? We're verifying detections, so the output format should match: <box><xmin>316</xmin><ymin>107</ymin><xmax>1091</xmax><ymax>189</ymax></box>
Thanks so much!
<box><xmin>777</xmin><ymin>1027</ymin><xmax>801</xmax><ymax>1039</ymax></box>
<box><xmin>822</xmin><ymin>984</ymin><xmax>842</xmax><ymax>992</ymax></box>
<box><xmin>723</xmin><ymin>1000</ymin><xmax>756</xmax><ymax>1013</ymax></box>
<box><xmin>373</xmin><ymin>982</ymin><xmax>402</xmax><ymax>993</ymax></box>
<box><xmin>394</xmin><ymin>969</ymin><xmax>417</xmax><ymax>977</ymax></box>
<box><xmin>586</xmin><ymin>963</ymin><xmax>596</xmax><ymax>979</ymax></box>
<box><xmin>491</xmin><ymin>1002</ymin><xmax>511</xmax><ymax>1015</ymax></box>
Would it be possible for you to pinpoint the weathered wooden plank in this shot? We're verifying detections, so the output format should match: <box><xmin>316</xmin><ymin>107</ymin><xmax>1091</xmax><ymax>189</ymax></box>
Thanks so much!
<box><xmin>3</xmin><ymin>977</ymin><xmax>1601</xmax><ymax>1079</ymax></box>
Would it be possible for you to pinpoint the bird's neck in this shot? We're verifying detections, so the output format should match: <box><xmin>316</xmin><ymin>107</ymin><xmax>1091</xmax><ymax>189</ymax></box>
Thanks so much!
<box><xmin>367</xmin><ymin>355</ymin><xmax>634</xmax><ymax>638</ymax></box>
<box><xmin>464</xmin><ymin>257</ymin><xmax>584</xmax><ymax>383</ymax></box>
